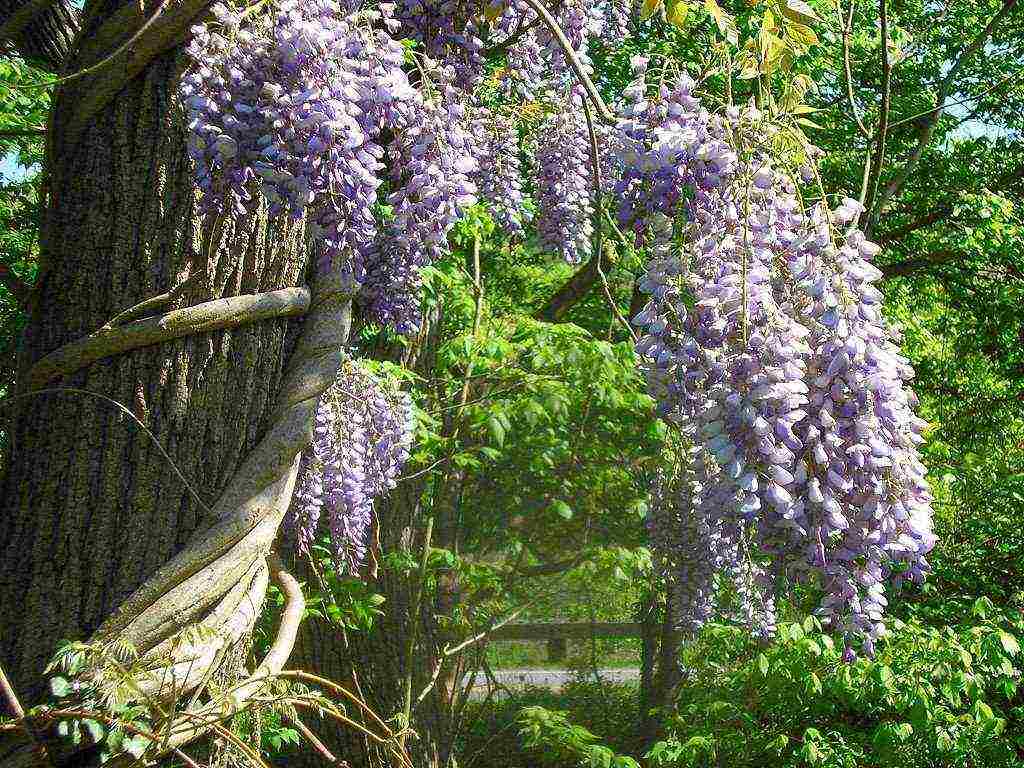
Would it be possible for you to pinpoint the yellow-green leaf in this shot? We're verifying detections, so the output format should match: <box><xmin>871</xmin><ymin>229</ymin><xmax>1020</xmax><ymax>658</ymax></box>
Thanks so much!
<box><xmin>641</xmin><ymin>0</ymin><xmax>663</xmax><ymax>19</ymax></box>
<box><xmin>781</xmin><ymin>0</ymin><xmax>818</xmax><ymax>25</ymax></box>
<box><xmin>704</xmin><ymin>0</ymin><xmax>738</xmax><ymax>44</ymax></box>
<box><xmin>667</xmin><ymin>0</ymin><xmax>690</xmax><ymax>27</ymax></box>
<box><xmin>786</xmin><ymin>21</ymin><xmax>819</xmax><ymax>50</ymax></box>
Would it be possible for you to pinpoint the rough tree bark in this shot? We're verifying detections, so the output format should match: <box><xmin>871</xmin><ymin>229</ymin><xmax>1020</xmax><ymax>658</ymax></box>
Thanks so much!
<box><xmin>637</xmin><ymin>594</ymin><xmax>682</xmax><ymax>749</ymax></box>
<box><xmin>0</xmin><ymin>21</ymin><xmax>309</xmax><ymax>715</ymax></box>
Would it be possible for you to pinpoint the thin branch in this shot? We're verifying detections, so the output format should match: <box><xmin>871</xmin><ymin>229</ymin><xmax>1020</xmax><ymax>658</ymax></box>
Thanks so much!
<box><xmin>868</xmin><ymin>0</ymin><xmax>1020</xmax><ymax>222</ymax></box>
<box><xmin>887</xmin><ymin>67</ymin><xmax>1021</xmax><ymax>129</ymax></box>
<box><xmin>40</xmin><ymin>709</ymin><xmax>201</xmax><ymax>768</ymax></box>
<box><xmin>482</xmin><ymin>15</ymin><xmax>536</xmax><ymax>55</ymax></box>
<box><xmin>3</xmin><ymin>0</ymin><xmax>172</xmax><ymax>92</ymax></box>
<box><xmin>512</xmin><ymin>552</ymin><xmax>586</xmax><ymax>577</ymax></box>
<box><xmin>400</xmin><ymin>515</ymin><xmax>433</xmax><ymax>746</ymax></box>
<box><xmin>860</xmin><ymin>0</ymin><xmax>892</xmax><ymax>229</ymax></box>
<box><xmin>514</xmin><ymin>0</ymin><xmax>615</xmax><ymax>123</ymax></box>
<box><xmin>876</xmin><ymin>205</ymin><xmax>953</xmax><ymax>243</ymax></box>
<box><xmin>278</xmin><ymin>671</ymin><xmax>396</xmax><ymax>739</ymax></box>
<box><xmin>0</xmin><ymin>660</ymin><xmax>53</xmax><ymax>767</ymax></box>
<box><xmin>535</xmin><ymin>256</ymin><xmax>603</xmax><ymax>321</ymax></box>
<box><xmin>582</xmin><ymin>97</ymin><xmax>638</xmax><ymax>343</ymax></box>
<box><xmin>102</xmin><ymin>272</ymin><xmax>203</xmax><ymax>329</ymax></box>
<box><xmin>839</xmin><ymin>0</ymin><xmax>871</xmax><ymax>139</ymax></box>
<box><xmin>283</xmin><ymin>712</ymin><xmax>341</xmax><ymax>765</ymax></box>
<box><xmin>880</xmin><ymin>249</ymin><xmax>960</xmax><ymax>278</ymax></box>
<box><xmin>1</xmin><ymin>387</ymin><xmax>215</xmax><ymax>517</ymax></box>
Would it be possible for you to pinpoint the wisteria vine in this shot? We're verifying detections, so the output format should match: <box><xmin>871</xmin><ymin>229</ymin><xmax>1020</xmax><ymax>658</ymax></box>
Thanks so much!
<box><xmin>181</xmin><ymin>0</ymin><xmax>933</xmax><ymax>655</ymax></box>
<box><xmin>623</xmin><ymin>59</ymin><xmax>934</xmax><ymax>654</ymax></box>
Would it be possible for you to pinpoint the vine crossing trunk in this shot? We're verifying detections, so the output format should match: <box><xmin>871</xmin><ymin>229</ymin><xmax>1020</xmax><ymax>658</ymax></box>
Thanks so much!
<box><xmin>0</xmin><ymin>44</ymin><xmax>308</xmax><ymax>708</ymax></box>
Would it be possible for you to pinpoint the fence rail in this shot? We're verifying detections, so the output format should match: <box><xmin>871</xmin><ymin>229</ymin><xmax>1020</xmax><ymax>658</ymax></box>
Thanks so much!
<box><xmin>489</xmin><ymin>622</ymin><xmax>643</xmax><ymax>640</ymax></box>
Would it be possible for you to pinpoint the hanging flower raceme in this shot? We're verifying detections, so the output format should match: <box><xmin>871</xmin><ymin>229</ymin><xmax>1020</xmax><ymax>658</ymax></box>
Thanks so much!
<box><xmin>180</xmin><ymin>0</ymin><xmax>416</xmax><ymax>286</ymax></box>
<box><xmin>627</xmin><ymin>66</ymin><xmax>936</xmax><ymax>656</ymax></box>
<box><xmin>395</xmin><ymin>0</ymin><xmax>486</xmax><ymax>91</ymax></box>
<box><xmin>532</xmin><ymin>92</ymin><xmax>595</xmax><ymax>264</ymax></box>
<box><xmin>361</xmin><ymin>72</ymin><xmax>479</xmax><ymax>333</ymax></box>
<box><xmin>470</xmin><ymin>109</ymin><xmax>531</xmax><ymax>237</ymax></box>
<box><xmin>287</xmin><ymin>361</ymin><xmax>415</xmax><ymax>574</ymax></box>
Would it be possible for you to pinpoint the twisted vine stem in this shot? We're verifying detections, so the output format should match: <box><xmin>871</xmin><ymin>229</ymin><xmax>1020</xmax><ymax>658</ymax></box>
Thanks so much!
<box><xmin>2</xmin><ymin>271</ymin><xmax>350</xmax><ymax>766</ymax></box>
<box><xmin>25</xmin><ymin>287</ymin><xmax>311</xmax><ymax>389</ymax></box>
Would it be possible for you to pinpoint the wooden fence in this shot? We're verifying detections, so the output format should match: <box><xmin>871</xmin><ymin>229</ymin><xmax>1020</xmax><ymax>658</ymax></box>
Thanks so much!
<box><xmin>489</xmin><ymin>622</ymin><xmax>642</xmax><ymax>640</ymax></box>
<box><xmin>489</xmin><ymin>622</ymin><xmax>643</xmax><ymax>662</ymax></box>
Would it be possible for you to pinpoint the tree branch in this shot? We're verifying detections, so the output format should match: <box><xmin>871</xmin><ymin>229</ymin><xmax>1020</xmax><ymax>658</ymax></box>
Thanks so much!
<box><xmin>868</xmin><ymin>0</ymin><xmax>1020</xmax><ymax>223</ymax></box>
<box><xmin>875</xmin><ymin>162</ymin><xmax>1024</xmax><ymax>243</ymax></box>
<box><xmin>536</xmin><ymin>252</ymin><xmax>603</xmax><ymax>321</ymax></box>
<box><xmin>861</xmin><ymin>0</ymin><xmax>892</xmax><ymax>232</ymax></box>
<box><xmin>876</xmin><ymin>205</ymin><xmax>954</xmax><ymax>244</ymax></box>
<box><xmin>880</xmin><ymin>249</ymin><xmax>960</xmax><ymax>278</ymax></box>
<box><xmin>0</xmin><ymin>661</ymin><xmax>51</xmax><ymax>767</ymax></box>
<box><xmin>839</xmin><ymin>0</ymin><xmax>871</xmax><ymax>139</ymax></box>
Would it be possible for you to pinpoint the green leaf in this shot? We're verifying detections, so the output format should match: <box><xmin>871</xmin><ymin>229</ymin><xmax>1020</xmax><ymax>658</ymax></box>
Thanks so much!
<box><xmin>49</xmin><ymin>677</ymin><xmax>71</xmax><ymax>697</ymax></box>
<box><xmin>487</xmin><ymin>416</ymin><xmax>506</xmax><ymax>448</ymax></box>
<box><xmin>666</xmin><ymin>0</ymin><xmax>689</xmax><ymax>27</ymax></box>
<box><xmin>781</xmin><ymin>0</ymin><xmax>818</xmax><ymax>25</ymax></box>
<box><xmin>997</xmin><ymin>630</ymin><xmax>1020</xmax><ymax>656</ymax></box>
<box><xmin>124</xmin><ymin>734</ymin><xmax>151</xmax><ymax>758</ymax></box>
<box><xmin>757</xmin><ymin>652</ymin><xmax>770</xmax><ymax>676</ymax></box>
<box><xmin>550</xmin><ymin>500</ymin><xmax>574</xmax><ymax>520</ymax></box>
<box><xmin>704</xmin><ymin>0</ymin><xmax>738</xmax><ymax>44</ymax></box>
<box><xmin>873</xmin><ymin>664</ymin><xmax>894</xmax><ymax>688</ymax></box>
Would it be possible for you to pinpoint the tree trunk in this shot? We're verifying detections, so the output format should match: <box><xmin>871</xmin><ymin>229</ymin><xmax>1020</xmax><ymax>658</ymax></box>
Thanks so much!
<box><xmin>0</xmin><ymin>44</ymin><xmax>308</xmax><ymax>707</ymax></box>
<box><xmin>637</xmin><ymin>594</ymin><xmax>682</xmax><ymax>749</ymax></box>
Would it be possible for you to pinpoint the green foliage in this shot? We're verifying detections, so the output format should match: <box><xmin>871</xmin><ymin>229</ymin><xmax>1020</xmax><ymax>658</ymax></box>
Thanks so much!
<box><xmin>458</xmin><ymin>681</ymin><xmax>642</xmax><ymax>768</ymax></box>
<box><xmin>518</xmin><ymin>705</ymin><xmax>641</xmax><ymax>768</ymax></box>
<box><xmin>0</xmin><ymin>60</ymin><xmax>45</xmax><ymax>394</ymax></box>
<box><xmin>649</xmin><ymin>612</ymin><xmax>1024</xmax><ymax>768</ymax></box>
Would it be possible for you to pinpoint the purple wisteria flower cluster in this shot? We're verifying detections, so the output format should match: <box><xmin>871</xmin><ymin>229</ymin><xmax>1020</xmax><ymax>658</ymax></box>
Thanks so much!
<box><xmin>624</xmin><ymin>59</ymin><xmax>935</xmax><ymax>655</ymax></box>
<box><xmin>182</xmin><ymin>0</ymin><xmax>479</xmax><ymax>335</ymax></box>
<box><xmin>487</xmin><ymin>0</ymin><xmax>623</xmax><ymax>97</ymax></box>
<box><xmin>532</xmin><ymin>93</ymin><xmax>595</xmax><ymax>264</ymax></box>
<box><xmin>361</xmin><ymin>73</ymin><xmax>479</xmax><ymax>333</ymax></box>
<box><xmin>395</xmin><ymin>0</ymin><xmax>486</xmax><ymax>90</ymax></box>
<box><xmin>470</xmin><ymin>110</ymin><xmax>531</xmax><ymax>237</ymax></box>
<box><xmin>181</xmin><ymin>0</ymin><xmax>412</xmax><ymax>283</ymax></box>
<box><xmin>287</xmin><ymin>361</ymin><xmax>415</xmax><ymax>574</ymax></box>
